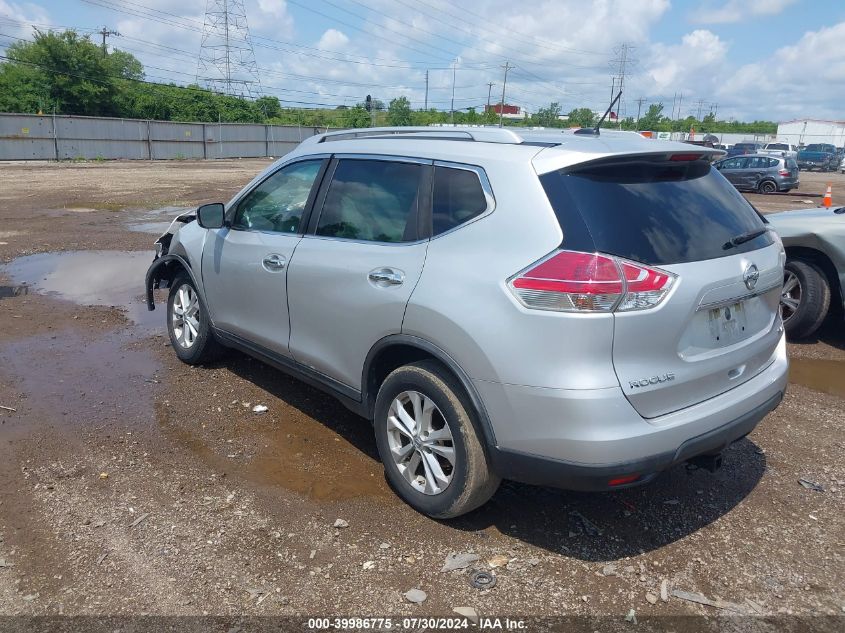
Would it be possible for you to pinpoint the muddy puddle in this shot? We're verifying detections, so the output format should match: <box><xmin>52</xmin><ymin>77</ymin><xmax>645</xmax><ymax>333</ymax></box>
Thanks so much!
<box><xmin>157</xmin><ymin>402</ymin><xmax>389</xmax><ymax>502</ymax></box>
<box><xmin>789</xmin><ymin>357</ymin><xmax>845</xmax><ymax>399</ymax></box>
<box><xmin>0</xmin><ymin>330</ymin><xmax>161</xmax><ymax>437</ymax></box>
<box><xmin>125</xmin><ymin>205</ymin><xmax>192</xmax><ymax>234</ymax></box>
<box><xmin>1</xmin><ymin>250</ymin><xmax>163</xmax><ymax>330</ymax></box>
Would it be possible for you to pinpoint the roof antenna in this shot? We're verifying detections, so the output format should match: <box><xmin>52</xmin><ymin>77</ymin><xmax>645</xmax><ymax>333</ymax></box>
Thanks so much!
<box><xmin>575</xmin><ymin>90</ymin><xmax>622</xmax><ymax>136</ymax></box>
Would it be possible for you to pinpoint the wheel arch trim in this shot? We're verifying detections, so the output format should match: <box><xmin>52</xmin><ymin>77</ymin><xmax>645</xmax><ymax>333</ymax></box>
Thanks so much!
<box><xmin>145</xmin><ymin>254</ymin><xmax>204</xmax><ymax>312</ymax></box>
<box><xmin>362</xmin><ymin>334</ymin><xmax>498</xmax><ymax>450</ymax></box>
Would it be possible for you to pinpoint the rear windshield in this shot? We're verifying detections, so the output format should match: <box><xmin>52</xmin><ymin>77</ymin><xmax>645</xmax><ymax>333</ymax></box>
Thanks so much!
<box><xmin>734</xmin><ymin>143</ymin><xmax>758</xmax><ymax>150</ymax></box>
<box><xmin>804</xmin><ymin>144</ymin><xmax>833</xmax><ymax>152</ymax></box>
<box><xmin>767</xmin><ymin>143</ymin><xmax>788</xmax><ymax>150</ymax></box>
<box><xmin>540</xmin><ymin>159</ymin><xmax>774</xmax><ymax>266</ymax></box>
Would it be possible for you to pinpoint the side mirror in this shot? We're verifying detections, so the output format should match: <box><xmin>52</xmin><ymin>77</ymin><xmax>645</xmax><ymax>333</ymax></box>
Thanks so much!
<box><xmin>197</xmin><ymin>203</ymin><xmax>225</xmax><ymax>229</ymax></box>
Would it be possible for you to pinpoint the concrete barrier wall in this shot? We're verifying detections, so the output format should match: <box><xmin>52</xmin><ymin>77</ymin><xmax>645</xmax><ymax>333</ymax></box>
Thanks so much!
<box><xmin>0</xmin><ymin>113</ymin><xmax>336</xmax><ymax>160</ymax></box>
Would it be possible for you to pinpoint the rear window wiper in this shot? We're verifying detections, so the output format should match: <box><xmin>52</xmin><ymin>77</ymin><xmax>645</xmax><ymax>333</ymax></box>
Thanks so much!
<box><xmin>723</xmin><ymin>227</ymin><xmax>768</xmax><ymax>250</ymax></box>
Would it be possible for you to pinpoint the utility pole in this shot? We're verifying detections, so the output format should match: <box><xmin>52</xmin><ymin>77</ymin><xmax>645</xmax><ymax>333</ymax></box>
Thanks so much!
<box><xmin>98</xmin><ymin>27</ymin><xmax>119</xmax><ymax>57</ymax></box>
<box><xmin>695</xmin><ymin>98</ymin><xmax>706</xmax><ymax>121</ymax></box>
<box><xmin>424</xmin><ymin>70</ymin><xmax>429</xmax><ymax>111</ymax></box>
<box><xmin>450</xmin><ymin>61</ymin><xmax>456</xmax><ymax>124</ymax></box>
<box><xmin>711</xmin><ymin>103</ymin><xmax>718</xmax><ymax>119</ymax></box>
<box><xmin>635</xmin><ymin>97</ymin><xmax>646</xmax><ymax>130</ymax></box>
<box><xmin>607</xmin><ymin>43</ymin><xmax>635</xmax><ymax>126</ymax></box>
<box><xmin>486</xmin><ymin>81</ymin><xmax>494</xmax><ymax>111</ymax></box>
<box><xmin>499</xmin><ymin>61</ymin><xmax>514</xmax><ymax>128</ymax></box>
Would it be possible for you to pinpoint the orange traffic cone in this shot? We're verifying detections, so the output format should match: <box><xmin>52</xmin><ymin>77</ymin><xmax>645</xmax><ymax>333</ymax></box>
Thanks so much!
<box><xmin>823</xmin><ymin>184</ymin><xmax>832</xmax><ymax>208</ymax></box>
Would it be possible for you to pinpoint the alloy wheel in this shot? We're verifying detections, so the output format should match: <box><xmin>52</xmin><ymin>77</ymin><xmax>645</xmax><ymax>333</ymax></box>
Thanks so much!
<box><xmin>780</xmin><ymin>270</ymin><xmax>801</xmax><ymax>323</ymax></box>
<box><xmin>171</xmin><ymin>283</ymin><xmax>201</xmax><ymax>348</ymax></box>
<box><xmin>386</xmin><ymin>390</ymin><xmax>455</xmax><ymax>495</ymax></box>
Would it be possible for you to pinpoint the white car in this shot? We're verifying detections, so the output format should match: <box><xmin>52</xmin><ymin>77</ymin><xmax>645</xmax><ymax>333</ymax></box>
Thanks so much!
<box><xmin>761</xmin><ymin>142</ymin><xmax>799</xmax><ymax>161</ymax></box>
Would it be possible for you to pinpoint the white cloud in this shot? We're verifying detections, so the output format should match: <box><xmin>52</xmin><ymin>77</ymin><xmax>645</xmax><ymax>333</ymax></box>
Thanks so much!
<box><xmin>692</xmin><ymin>0</ymin><xmax>797</xmax><ymax>25</ymax></box>
<box><xmin>316</xmin><ymin>28</ymin><xmax>349</xmax><ymax>52</ymax></box>
<box><xmin>645</xmin><ymin>29</ymin><xmax>728</xmax><ymax>94</ymax></box>
<box><xmin>717</xmin><ymin>21</ymin><xmax>845</xmax><ymax>120</ymax></box>
<box><xmin>0</xmin><ymin>0</ymin><xmax>51</xmax><ymax>42</ymax></box>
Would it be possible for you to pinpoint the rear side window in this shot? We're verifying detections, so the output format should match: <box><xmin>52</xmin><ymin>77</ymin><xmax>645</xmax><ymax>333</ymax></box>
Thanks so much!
<box><xmin>316</xmin><ymin>159</ymin><xmax>423</xmax><ymax>243</ymax></box>
<box><xmin>540</xmin><ymin>160</ymin><xmax>774</xmax><ymax>265</ymax></box>
<box><xmin>432</xmin><ymin>166</ymin><xmax>487</xmax><ymax>235</ymax></box>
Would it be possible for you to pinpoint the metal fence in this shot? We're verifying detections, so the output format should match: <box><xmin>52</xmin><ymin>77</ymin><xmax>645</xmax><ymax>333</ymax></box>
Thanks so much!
<box><xmin>0</xmin><ymin>113</ymin><xmax>335</xmax><ymax>160</ymax></box>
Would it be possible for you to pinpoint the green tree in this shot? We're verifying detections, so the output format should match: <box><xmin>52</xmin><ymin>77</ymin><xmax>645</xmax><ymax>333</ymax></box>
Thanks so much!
<box><xmin>637</xmin><ymin>103</ymin><xmax>664</xmax><ymax>130</ymax></box>
<box><xmin>387</xmin><ymin>96</ymin><xmax>412</xmax><ymax>126</ymax></box>
<box><xmin>566</xmin><ymin>107</ymin><xmax>595</xmax><ymax>128</ymax></box>
<box><xmin>255</xmin><ymin>95</ymin><xmax>282</xmax><ymax>120</ymax></box>
<box><xmin>345</xmin><ymin>104</ymin><xmax>371</xmax><ymax>128</ymax></box>
<box><xmin>0</xmin><ymin>30</ymin><xmax>143</xmax><ymax>115</ymax></box>
<box><xmin>534</xmin><ymin>102</ymin><xmax>562</xmax><ymax>127</ymax></box>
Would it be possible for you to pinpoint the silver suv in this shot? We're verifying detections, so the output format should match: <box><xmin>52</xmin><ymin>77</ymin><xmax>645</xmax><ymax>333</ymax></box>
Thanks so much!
<box><xmin>146</xmin><ymin>127</ymin><xmax>789</xmax><ymax>518</ymax></box>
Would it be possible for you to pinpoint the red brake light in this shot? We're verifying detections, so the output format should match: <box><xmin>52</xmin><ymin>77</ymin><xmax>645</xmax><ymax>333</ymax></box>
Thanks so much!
<box><xmin>669</xmin><ymin>153</ymin><xmax>703</xmax><ymax>161</ymax></box>
<box><xmin>509</xmin><ymin>250</ymin><xmax>676</xmax><ymax>313</ymax></box>
<box><xmin>608</xmin><ymin>474</ymin><xmax>640</xmax><ymax>486</ymax></box>
<box><xmin>778</xmin><ymin>169</ymin><xmax>790</xmax><ymax>176</ymax></box>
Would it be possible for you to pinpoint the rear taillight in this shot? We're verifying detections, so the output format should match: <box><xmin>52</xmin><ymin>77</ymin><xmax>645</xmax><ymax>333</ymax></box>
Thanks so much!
<box><xmin>778</xmin><ymin>169</ymin><xmax>790</xmax><ymax>176</ymax></box>
<box><xmin>508</xmin><ymin>250</ymin><xmax>676</xmax><ymax>313</ymax></box>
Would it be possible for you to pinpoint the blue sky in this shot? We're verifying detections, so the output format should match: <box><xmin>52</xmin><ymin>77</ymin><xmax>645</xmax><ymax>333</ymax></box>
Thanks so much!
<box><xmin>2</xmin><ymin>0</ymin><xmax>844</xmax><ymax>121</ymax></box>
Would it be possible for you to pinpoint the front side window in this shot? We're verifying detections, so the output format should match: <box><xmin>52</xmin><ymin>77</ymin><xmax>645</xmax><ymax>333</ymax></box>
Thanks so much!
<box><xmin>432</xmin><ymin>166</ymin><xmax>488</xmax><ymax>235</ymax></box>
<box><xmin>316</xmin><ymin>159</ymin><xmax>424</xmax><ymax>243</ymax></box>
<box><xmin>233</xmin><ymin>160</ymin><xmax>323</xmax><ymax>233</ymax></box>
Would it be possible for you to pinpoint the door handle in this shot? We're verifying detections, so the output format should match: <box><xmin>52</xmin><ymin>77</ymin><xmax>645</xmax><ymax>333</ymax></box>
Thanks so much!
<box><xmin>368</xmin><ymin>268</ymin><xmax>404</xmax><ymax>286</ymax></box>
<box><xmin>262</xmin><ymin>253</ymin><xmax>286</xmax><ymax>271</ymax></box>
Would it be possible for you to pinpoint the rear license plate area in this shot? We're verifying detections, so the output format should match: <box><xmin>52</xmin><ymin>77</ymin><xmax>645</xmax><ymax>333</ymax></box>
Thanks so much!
<box><xmin>708</xmin><ymin>302</ymin><xmax>747</xmax><ymax>345</ymax></box>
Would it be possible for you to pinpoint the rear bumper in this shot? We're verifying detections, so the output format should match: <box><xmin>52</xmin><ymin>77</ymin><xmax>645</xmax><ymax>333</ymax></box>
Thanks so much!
<box><xmin>480</xmin><ymin>332</ymin><xmax>788</xmax><ymax>490</ymax></box>
<box><xmin>490</xmin><ymin>390</ymin><xmax>782</xmax><ymax>491</ymax></box>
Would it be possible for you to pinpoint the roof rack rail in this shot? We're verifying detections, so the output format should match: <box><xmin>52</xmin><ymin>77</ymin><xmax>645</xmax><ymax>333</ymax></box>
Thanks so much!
<box><xmin>303</xmin><ymin>126</ymin><xmax>525</xmax><ymax>145</ymax></box>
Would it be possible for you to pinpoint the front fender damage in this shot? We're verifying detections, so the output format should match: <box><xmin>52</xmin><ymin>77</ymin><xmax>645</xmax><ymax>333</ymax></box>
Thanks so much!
<box><xmin>145</xmin><ymin>211</ymin><xmax>197</xmax><ymax>311</ymax></box>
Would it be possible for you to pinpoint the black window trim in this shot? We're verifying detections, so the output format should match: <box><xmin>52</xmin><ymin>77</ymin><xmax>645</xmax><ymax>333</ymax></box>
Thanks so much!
<box><xmin>429</xmin><ymin>160</ymin><xmax>496</xmax><ymax>240</ymax></box>
<box><xmin>225</xmin><ymin>155</ymin><xmax>330</xmax><ymax>235</ymax></box>
<box><xmin>305</xmin><ymin>153</ymin><xmax>435</xmax><ymax>247</ymax></box>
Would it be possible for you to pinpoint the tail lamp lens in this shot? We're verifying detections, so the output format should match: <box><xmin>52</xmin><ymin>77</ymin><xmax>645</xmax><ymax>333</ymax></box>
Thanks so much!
<box><xmin>509</xmin><ymin>250</ymin><xmax>675</xmax><ymax>313</ymax></box>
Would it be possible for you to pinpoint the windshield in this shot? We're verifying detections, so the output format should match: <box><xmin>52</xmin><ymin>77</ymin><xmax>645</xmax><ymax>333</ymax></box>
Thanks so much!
<box><xmin>767</xmin><ymin>144</ymin><xmax>788</xmax><ymax>150</ymax></box>
<box><xmin>805</xmin><ymin>144</ymin><xmax>832</xmax><ymax>152</ymax></box>
<box><xmin>540</xmin><ymin>160</ymin><xmax>774</xmax><ymax>266</ymax></box>
<box><xmin>734</xmin><ymin>143</ymin><xmax>758</xmax><ymax>150</ymax></box>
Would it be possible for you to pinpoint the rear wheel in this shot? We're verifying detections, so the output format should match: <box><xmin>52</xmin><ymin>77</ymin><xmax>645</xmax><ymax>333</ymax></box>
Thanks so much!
<box><xmin>781</xmin><ymin>260</ymin><xmax>830</xmax><ymax>339</ymax></box>
<box><xmin>758</xmin><ymin>179</ymin><xmax>778</xmax><ymax>194</ymax></box>
<box><xmin>167</xmin><ymin>275</ymin><xmax>225</xmax><ymax>364</ymax></box>
<box><xmin>373</xmin><ymin>361</ymin><xmax>500</xmax><ymax>518</ymax></box>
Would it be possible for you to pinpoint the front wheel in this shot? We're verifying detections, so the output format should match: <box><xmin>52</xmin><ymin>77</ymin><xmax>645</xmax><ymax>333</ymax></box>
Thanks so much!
<box><xmin>167</xmin><ymin>275</ymin><xmax>225</xmax><ymax>364</ymax></box>
<box><xmin>781</xmin><ymin>260</ymin><xmax>830</xmax><ymax>339</ymax></box>
<box><xmin>373</xmin><ymin>361</ymin><xmax>500</xmax><ymax>518</ymax></box>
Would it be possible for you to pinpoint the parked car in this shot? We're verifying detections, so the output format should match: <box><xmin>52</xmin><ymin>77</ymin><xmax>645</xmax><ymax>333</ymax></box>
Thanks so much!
<box><xmin>840</xmin><ymin>154</ymin><xmax>845</xmax><ymax>174</ymax></box>
<box><xmin>766</xmin><ymin>206</ymin><xmax>845</xmax><ymax>338</ymax></box>
<box><xmin>145</xmin><ymin>127</ymin><xmax>787</xmax><ymax>518</ymax></box>
<box><xmin>797</xmin><ymin>143</ymin><xmax>838</xmax><ymax>171</ymax></box>
<box><xmin>726</xmin><ymin>141</ymin><xmax>764</xmax><ymax>158</ymax></box>
<box><xmin>760</xmin><ymin>142</ymin><xmax>799</xmax><ymax>161</ymax></box>
<box><xmin>714</xmin><ymin>154</ymin><xmax>799</xmax><ymax>193</ymax></box>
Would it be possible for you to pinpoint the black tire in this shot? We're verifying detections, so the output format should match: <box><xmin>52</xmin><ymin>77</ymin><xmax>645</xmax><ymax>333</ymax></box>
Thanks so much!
<box><xmin>373</xmin><ymin>361</ymin><xmax>500</xmax><ymax>519</ymax></box>
<box><xmin>782</xmin><ymin>260</ymin><xmax>830</xmax><ymax>339</ymax></box>
<box><xmin>758</xmin><ymin>179</ymin><xmax>778</xmax><ymax>194</ymax></box>
<box><xmin>166</xmin><ymin>274</ymin><xmax>225</xmax><ymax>364</ymax></box>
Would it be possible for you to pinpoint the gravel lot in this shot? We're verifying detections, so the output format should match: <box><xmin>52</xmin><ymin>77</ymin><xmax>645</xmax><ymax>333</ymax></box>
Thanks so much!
<box><xmin>0</xmin><ymin>160</ymin><xmax>842</xmax><ymax>631</ymax></box>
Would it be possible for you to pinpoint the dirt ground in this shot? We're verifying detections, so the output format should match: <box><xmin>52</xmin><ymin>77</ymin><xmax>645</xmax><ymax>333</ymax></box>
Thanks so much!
<box><xmin>0</xmin><ymin>160</ymin><xmax>843</xmax><ymax>631</ymax></box>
